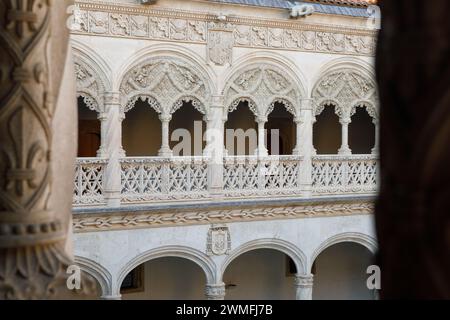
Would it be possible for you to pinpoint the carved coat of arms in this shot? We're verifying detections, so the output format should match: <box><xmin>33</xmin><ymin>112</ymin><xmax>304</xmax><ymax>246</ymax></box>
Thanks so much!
<box><xmin>207</xmin><ymin>225</ymin><xmax>231</xmax><ymax>256</ymax></box>
<box><xmin>207</xmin><ymin>22</ymin><xmax>234</xmax><ymax>66</ymax></box>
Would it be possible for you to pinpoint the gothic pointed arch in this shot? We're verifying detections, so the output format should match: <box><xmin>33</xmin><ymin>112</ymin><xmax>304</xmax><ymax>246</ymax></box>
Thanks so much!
<box><xmin>224</xmin><ymin>64</ymin><xmax>301</xmax><ymax>118</ymax></box>
<box><xmin>119</xmin><ymin>57</ymin><xmax>211</xmax><ymax>115</ymax></box>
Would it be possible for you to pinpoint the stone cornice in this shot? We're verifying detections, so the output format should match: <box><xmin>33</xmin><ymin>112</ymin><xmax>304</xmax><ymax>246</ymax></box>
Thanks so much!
<box><xmin>72</xmin><ymin>196</ymin><xmax>375</xmax><ymax>233</ymax></box>
<box><xmin>71</xmin><ymin>1</ymin><xmax>377</xmax><ymax>57</ymax></box>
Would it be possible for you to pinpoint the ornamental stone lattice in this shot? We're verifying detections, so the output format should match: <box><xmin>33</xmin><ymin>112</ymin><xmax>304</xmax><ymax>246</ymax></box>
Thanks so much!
<box><xmin>224</xmin><ymin>64</ymin><xmax>300</xmax><ymax>118</ymax></box>
<box><xmin>312</xmin><ymin>69</ymin><xmax>378</xmax><ymax>120</ymax></box>
<box><xmin>119</xmin><ymin>57</ymin><xmax>211</xmax><ymax>115</ymax></box>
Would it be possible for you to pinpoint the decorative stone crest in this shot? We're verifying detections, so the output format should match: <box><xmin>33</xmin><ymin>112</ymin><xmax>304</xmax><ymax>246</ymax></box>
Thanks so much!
<box><xmin>207</xmin><ymin>22</ymin><xmax>234</xmax><ymax>66</ymax></box>
<box><xmin>207</xmin><ymin>225</ymin><xmax>231</xmax><ymax>256</ymax></box>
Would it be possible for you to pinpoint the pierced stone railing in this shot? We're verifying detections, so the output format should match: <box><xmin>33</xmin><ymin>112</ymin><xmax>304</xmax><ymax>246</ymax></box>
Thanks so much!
<box><xmin>120</xmin><ymin>157</ymin><xmax>209</xmax><ymax>203</ymax></box>
<box><xmin>223</xmin><ymin>156</ymin><xmax>303</xmax><ymax>197</ymax></box>
<box><xmin>312</xmin><ymin>155</ymin><xmax>378</xmax><ymax>195</ymax></box>
<box><xmin>73</xmin><ymin>158</ymin><xmax>108</xmax><ymax>205</ymax></box>
<box><xmin>73</xmin><ymin>155</ymin><xmax>379</xmax><ymax>206</ymax></box>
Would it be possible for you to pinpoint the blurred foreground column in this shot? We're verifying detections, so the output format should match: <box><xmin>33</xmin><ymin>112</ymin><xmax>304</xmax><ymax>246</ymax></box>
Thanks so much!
<box><xmin>0</xmin><ymin>0</ymin><xmax>96</xmax><ymax>299</ymax></box>
<box><xmin>376</xmin><ymin>0</ymin><xmax>450</xmax><ymax>299</ymax></box>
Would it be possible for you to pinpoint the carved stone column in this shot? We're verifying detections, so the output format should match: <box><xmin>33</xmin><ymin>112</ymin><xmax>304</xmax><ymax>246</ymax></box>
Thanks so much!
<box><xmin>256</xmin><ymin>116</ymin><xmax>268</xmax><ymax>157</ymax></box>
<box><xmin>295</xmin><ymin>274</ymin><xmax>314</xmax><ymax>300</ymax></box>
<box><xmin>294</xmin><ymin>99</ymin><xmax>314</xmax><ymax>196</ymax></box>
<box><xmin>204</xmin><ymin>96</ymin><xmax>225</xmax><ymax>198</ymax></box>
<box><xmin>338</xmin><ymin>115</ymin><xmax>352</xmax><ymax>156</ymax></box>
<box><xmin>102</xmin><ymin>92</ymin><xmax>125</xmax><ymax>207</ymax></box>
<box><xmin>158</xmin><ymin>113</ymin><xmax>172</xmax><ymax>157</ymax></box>
<box><xmin>0</xmin><ymin>0</ymin><xmax>96</xmax><ymax>299</ymax></box>
<box><xmin>371</xmin><ymin>118</ymin><xmax>379</xmax><ymax>155</ymax></box>
<box><xmin>205</xmin><ymin>283</ymin><xmax>226</xmax><ymax>300</ymax></box>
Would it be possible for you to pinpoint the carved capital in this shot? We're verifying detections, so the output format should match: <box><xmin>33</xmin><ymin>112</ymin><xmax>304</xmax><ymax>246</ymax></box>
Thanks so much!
<box><xmin>205</xmin><ymin>283</ymin><xmax>226</xmax><ymax>300</ymax></box>
<box><xmin>295</xmin><ymin>274</ymin><xmax>314</xmax><ymax>288</ymax></box>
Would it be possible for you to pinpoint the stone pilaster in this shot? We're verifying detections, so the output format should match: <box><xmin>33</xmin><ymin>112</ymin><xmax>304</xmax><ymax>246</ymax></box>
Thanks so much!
<box><xmin>159</xmin><ymin>113</ymin><xmax>173</xmax><ymax>157</ymax></box>
<box><xmin>204</xmin><ymin>96</ymin><xmax>225</xmax><ymax>198</ymax></box>
<box><xmin>256</xmin><ymin>116</ymin><xmax>268</xmax><ymax>157</ymax></box>
<box><xmin>295</xmin><ymin>274</ymin><xmax>314</xmax><ymax>300</ymax></box>
<box><xmin>372</xmin><ymin>118</ymin><xmax>379</xmax><ymax>155</ymax></box>
<box><xmin>102</xmin><ymin>92</ymin><xmax>125</xmax><ymax>207</ymax></box>
<box><xmin>294</xmin><ymin>99</ymin><xmax>315</xmax><ymax>196</ymax></box>
<box><xmin>338</xmin><ymin>114</ymin><xmax>352</xmax><ymax>156</ymax></box>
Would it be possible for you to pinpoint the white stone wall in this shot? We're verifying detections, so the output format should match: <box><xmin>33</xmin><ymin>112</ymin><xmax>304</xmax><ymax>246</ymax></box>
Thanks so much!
<box><xmin>74</xmin><ymin>214</ymin><xmax>376</xmax><ymax>299</ymax></box>
<box><xmin>71</xmin><ymin>0</ymin><xmax>379</xmax><ymax>300</ymax></box>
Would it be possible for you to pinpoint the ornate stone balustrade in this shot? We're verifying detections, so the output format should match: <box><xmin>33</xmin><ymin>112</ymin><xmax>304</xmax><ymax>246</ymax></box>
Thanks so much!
<box><xmin>120</xmin><ymin>157</ymin><xmax>209</xmax><ymax>203</ymax></box>
<box><xmin>223</xmin><ymin>156</ymin><xmax>303</xmax><ymax>197</ymax></box>
<box><xmin>312</xmin><ymin>155</ymin><xmax>378</xmax><ymax>194</ymax></box>
<box><xmin>73</xmin><ymin>155</ymin><xmax>379</xmax><ymax>206</ymax></box>
<box><xmin>74</xmin><ymin>158</ymin><xmax>108</xmax><ymax>205</ymax></box>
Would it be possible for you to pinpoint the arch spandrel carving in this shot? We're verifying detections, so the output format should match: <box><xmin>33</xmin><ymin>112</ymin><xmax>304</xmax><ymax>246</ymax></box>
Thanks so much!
<box><xmin>313</xmin><ymin>69</ymin><xmax>378</xmax><ymax>120</ymax></box>
<box><xmin>224</xmin><ymin>64</ymin><xmax>301</xmax><ymax>118</ymax></box>
<box><xmin>120</xmin><ymin>57</ymin><xmax>211</xmax><ymax>115</ymax></box>
<box><xmin>74</xmin><ymin>59</ymin><xmax>106</xmax><ymax>113</ymax></box>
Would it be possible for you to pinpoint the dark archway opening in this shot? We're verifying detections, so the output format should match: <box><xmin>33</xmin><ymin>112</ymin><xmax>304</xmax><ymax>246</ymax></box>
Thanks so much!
<box><xmin>349</xmin><ymin>107</ymin><xmax>375</xmax><ymax>154</ymax></box>
<box><xmin>169</xmin><ymin>101</ymin><xmax>206</xmax><ymax>156</ymax></box>
<box><xmin>121</xmin><ymin>257</ymin><xmax>206</xmax><ymax>300</ymax></box>
<box><xmin>313</xmin><ymin>104</ymin><xmax>341</xmax><ymax>154</ymax></box>
<box><xmin>78</xmin><ymin>96</ymin><xmax>100</xmax><ymax>157</ymax></box>
<box><xmin>312</xmin><ymin>242</ymin><xmax>376</xmax><ymax>300</ymax></box>
<box><xmin>225</xmin><ymin>101</ymin><xmax>257</xmax><ymax>156</ymax></box>
<box><xmin>123</xmin><ymin>98</ymin><xmax>161</xmax><ymax>157</ymax></box>
<box><xmin>266</xmin><ymin>103</ymin><xmax>295</xmax><ymax>155</ymax></box>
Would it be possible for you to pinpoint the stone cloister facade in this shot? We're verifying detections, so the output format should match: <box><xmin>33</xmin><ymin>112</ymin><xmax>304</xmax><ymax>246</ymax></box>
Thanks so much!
<box><xmin>70</xmin><ymin>0</ymin><xmax>380</xmax><ymax>300</ymax></box>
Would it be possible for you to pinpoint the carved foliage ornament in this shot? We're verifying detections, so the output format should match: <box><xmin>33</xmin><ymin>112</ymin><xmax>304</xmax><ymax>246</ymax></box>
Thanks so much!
<box><xmin>120</xmin><ymin>58</ymin><xmax>210</xmax><ymax>115</ymax></box>
<box><xmin>0</xmin><ymin>0</ymin><xmax>96</xmax><ymax>299</ymax></box>
<box><xmin>207</xmin><ymin>225</ymin><xmax>231</xmax><ymax>256</ymax></box>
<box><xmin>74</xmin><ymin>60</ymin><xmax>105</xmax><ymax>112</ymax></box>
<box><xmin>225</xmin><ymin>65</ymin><xmax>300</xmax><ymax>117</ymax></box>
<box><xmin>312</xmin><ymin>69</ymin><xmax>378</xmax><ymax>119</ymax></box>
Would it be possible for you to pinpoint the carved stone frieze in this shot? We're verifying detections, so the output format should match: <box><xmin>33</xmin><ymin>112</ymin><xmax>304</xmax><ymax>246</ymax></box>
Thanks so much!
<box><xmin>73</xmin><ymin>200</ymin><xmax>375</xmax><ymax>233</ymax></box>
<box><xmin>70</xmin><ymin>2</ymin><xmax>377</xmax><ymax>57</ymax></box>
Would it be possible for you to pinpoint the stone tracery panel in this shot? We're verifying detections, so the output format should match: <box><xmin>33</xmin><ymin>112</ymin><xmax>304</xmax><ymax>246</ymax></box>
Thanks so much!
<box><xmin>74</xmin><ymin>58</ymin><xmax>106</xmax><ymax>113</ymax></box>
<box><xmin>312</xmin><ymin>69</ymin><xmax>378</xmax><ymax>120</ymax></box>
<box><xmin>120</xmin><ymin>57</ymin><xmax>211</xmax><ymax>115</ymax></box>
<box><xmin>224</xmin><ymin>64</ymin><xmax>301</xmax><ymax>117</ymax></box>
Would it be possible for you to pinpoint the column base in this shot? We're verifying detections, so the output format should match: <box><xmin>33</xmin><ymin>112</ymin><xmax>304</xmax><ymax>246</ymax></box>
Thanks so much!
<box><xmin>158</xmin><ymin>148</ymin><xmax>173</xmax><ymax>157</ymax></box>
<box><xmin>255</xmin><ymin>148</ymin><xmax>269</xmax><ymax>157</ymax></box>
<box><xmin>338</xmin><ymin>146</ymin><xmax>352</xmax><ymax>156</ymax></box>
<box><xmin>371</xmin><ymin>147</ymin><xmax>379</xmax><ymax>156</ymax></box>
<box><xmin>100</xmin><ymin>295</ymin><xmax>122</xmax><ymax>300</ymax></box>
<box><xmin>104</xmin><ymin>191</ymin><xmax>121</xmax><ymax>208</ymax></box>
